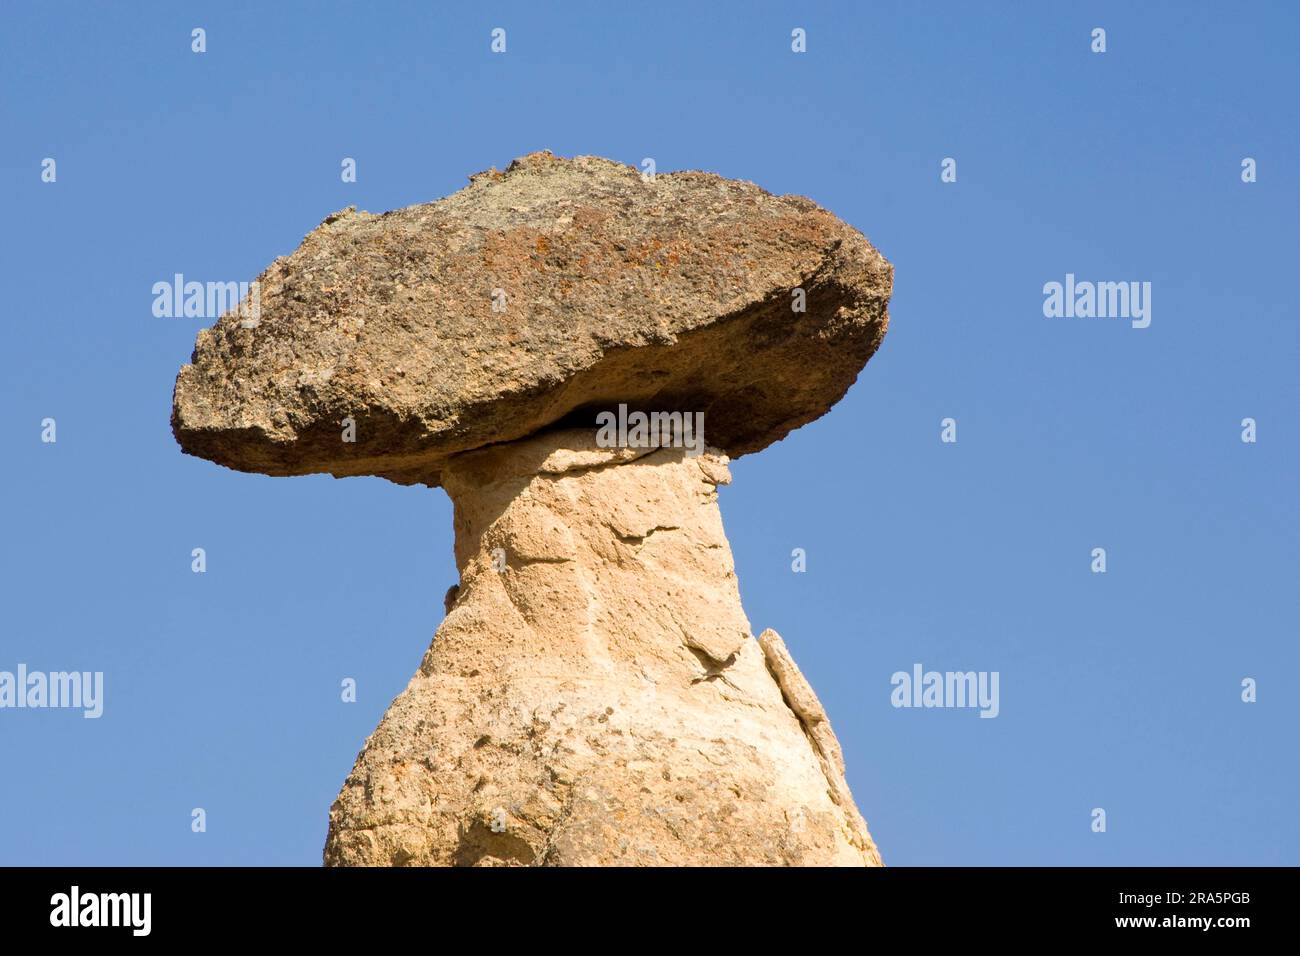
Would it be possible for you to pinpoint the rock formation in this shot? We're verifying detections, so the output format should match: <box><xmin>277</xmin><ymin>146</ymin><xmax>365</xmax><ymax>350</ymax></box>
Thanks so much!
<box><xmin>171</xmin><ymin>151</ymin><xmax>893</xmax><ymax>866</ymax></box>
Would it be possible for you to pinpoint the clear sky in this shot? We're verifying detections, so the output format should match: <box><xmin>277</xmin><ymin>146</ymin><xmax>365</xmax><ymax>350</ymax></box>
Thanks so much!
<box><xmin>1</xmin><ymin>1</ymin><xmax>1296</xmax><ymax>866</ymax></box>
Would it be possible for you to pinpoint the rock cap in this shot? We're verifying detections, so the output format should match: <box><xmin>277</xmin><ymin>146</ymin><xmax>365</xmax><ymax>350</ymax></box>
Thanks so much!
<box><xmin>172</xmin><ymin>151</ymin><xmax>892</xmax><ymax>485</ymax></box>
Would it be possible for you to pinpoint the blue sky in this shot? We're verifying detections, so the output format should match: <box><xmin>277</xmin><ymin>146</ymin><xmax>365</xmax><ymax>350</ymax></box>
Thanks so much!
<box><xmin>1</xmin><ymin>1</ymin><xmax>1296</xmax><ymax>865</ymax></box>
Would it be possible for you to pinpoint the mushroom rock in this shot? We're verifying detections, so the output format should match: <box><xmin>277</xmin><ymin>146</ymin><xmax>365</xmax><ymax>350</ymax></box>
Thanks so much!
<box><xmin>171</xmin><ymin>152</ymin><xmax>892</xmax><ymax>866</ymax></box>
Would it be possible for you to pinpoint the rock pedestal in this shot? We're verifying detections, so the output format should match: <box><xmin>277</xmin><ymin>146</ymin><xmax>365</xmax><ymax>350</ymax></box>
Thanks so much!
<box><xmin>323</xmin><ymin>429</ymin><xmax>881</xmax><ymax>866</ymax></box>
<box><xmin>170</xmin><ymin>152</ymin><xmax>895</xmax><ymax>866</ymax></box>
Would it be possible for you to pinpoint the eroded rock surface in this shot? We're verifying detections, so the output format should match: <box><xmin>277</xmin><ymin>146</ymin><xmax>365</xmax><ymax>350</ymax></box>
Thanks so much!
<box><xmin>323</xmin><ymin>429</ymin><xmax>881</xmax><ymax>866</ymax></box>
<box><xmin>171</xmin><ymin>155</ymin><xmax>893</xmax><ymax>866</ymax></box>
<box><xmin>172</xmin><ymin>151</ymin><xmax>892</xmax><ymax>486</ymax></box>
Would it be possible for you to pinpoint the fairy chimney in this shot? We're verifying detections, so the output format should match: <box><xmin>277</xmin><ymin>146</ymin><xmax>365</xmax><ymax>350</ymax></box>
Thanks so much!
<box><xmin>172</xmin><ymin>151</ymin><xmax>892</xmax><ymax>866</ymax></box>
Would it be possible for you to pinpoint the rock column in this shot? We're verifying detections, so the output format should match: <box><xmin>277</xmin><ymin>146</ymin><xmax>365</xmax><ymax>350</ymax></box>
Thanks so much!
<box><xmin>324</xmin><ymin>429</ymin><xmax>881</xmax><ymax>866</ymax></box>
